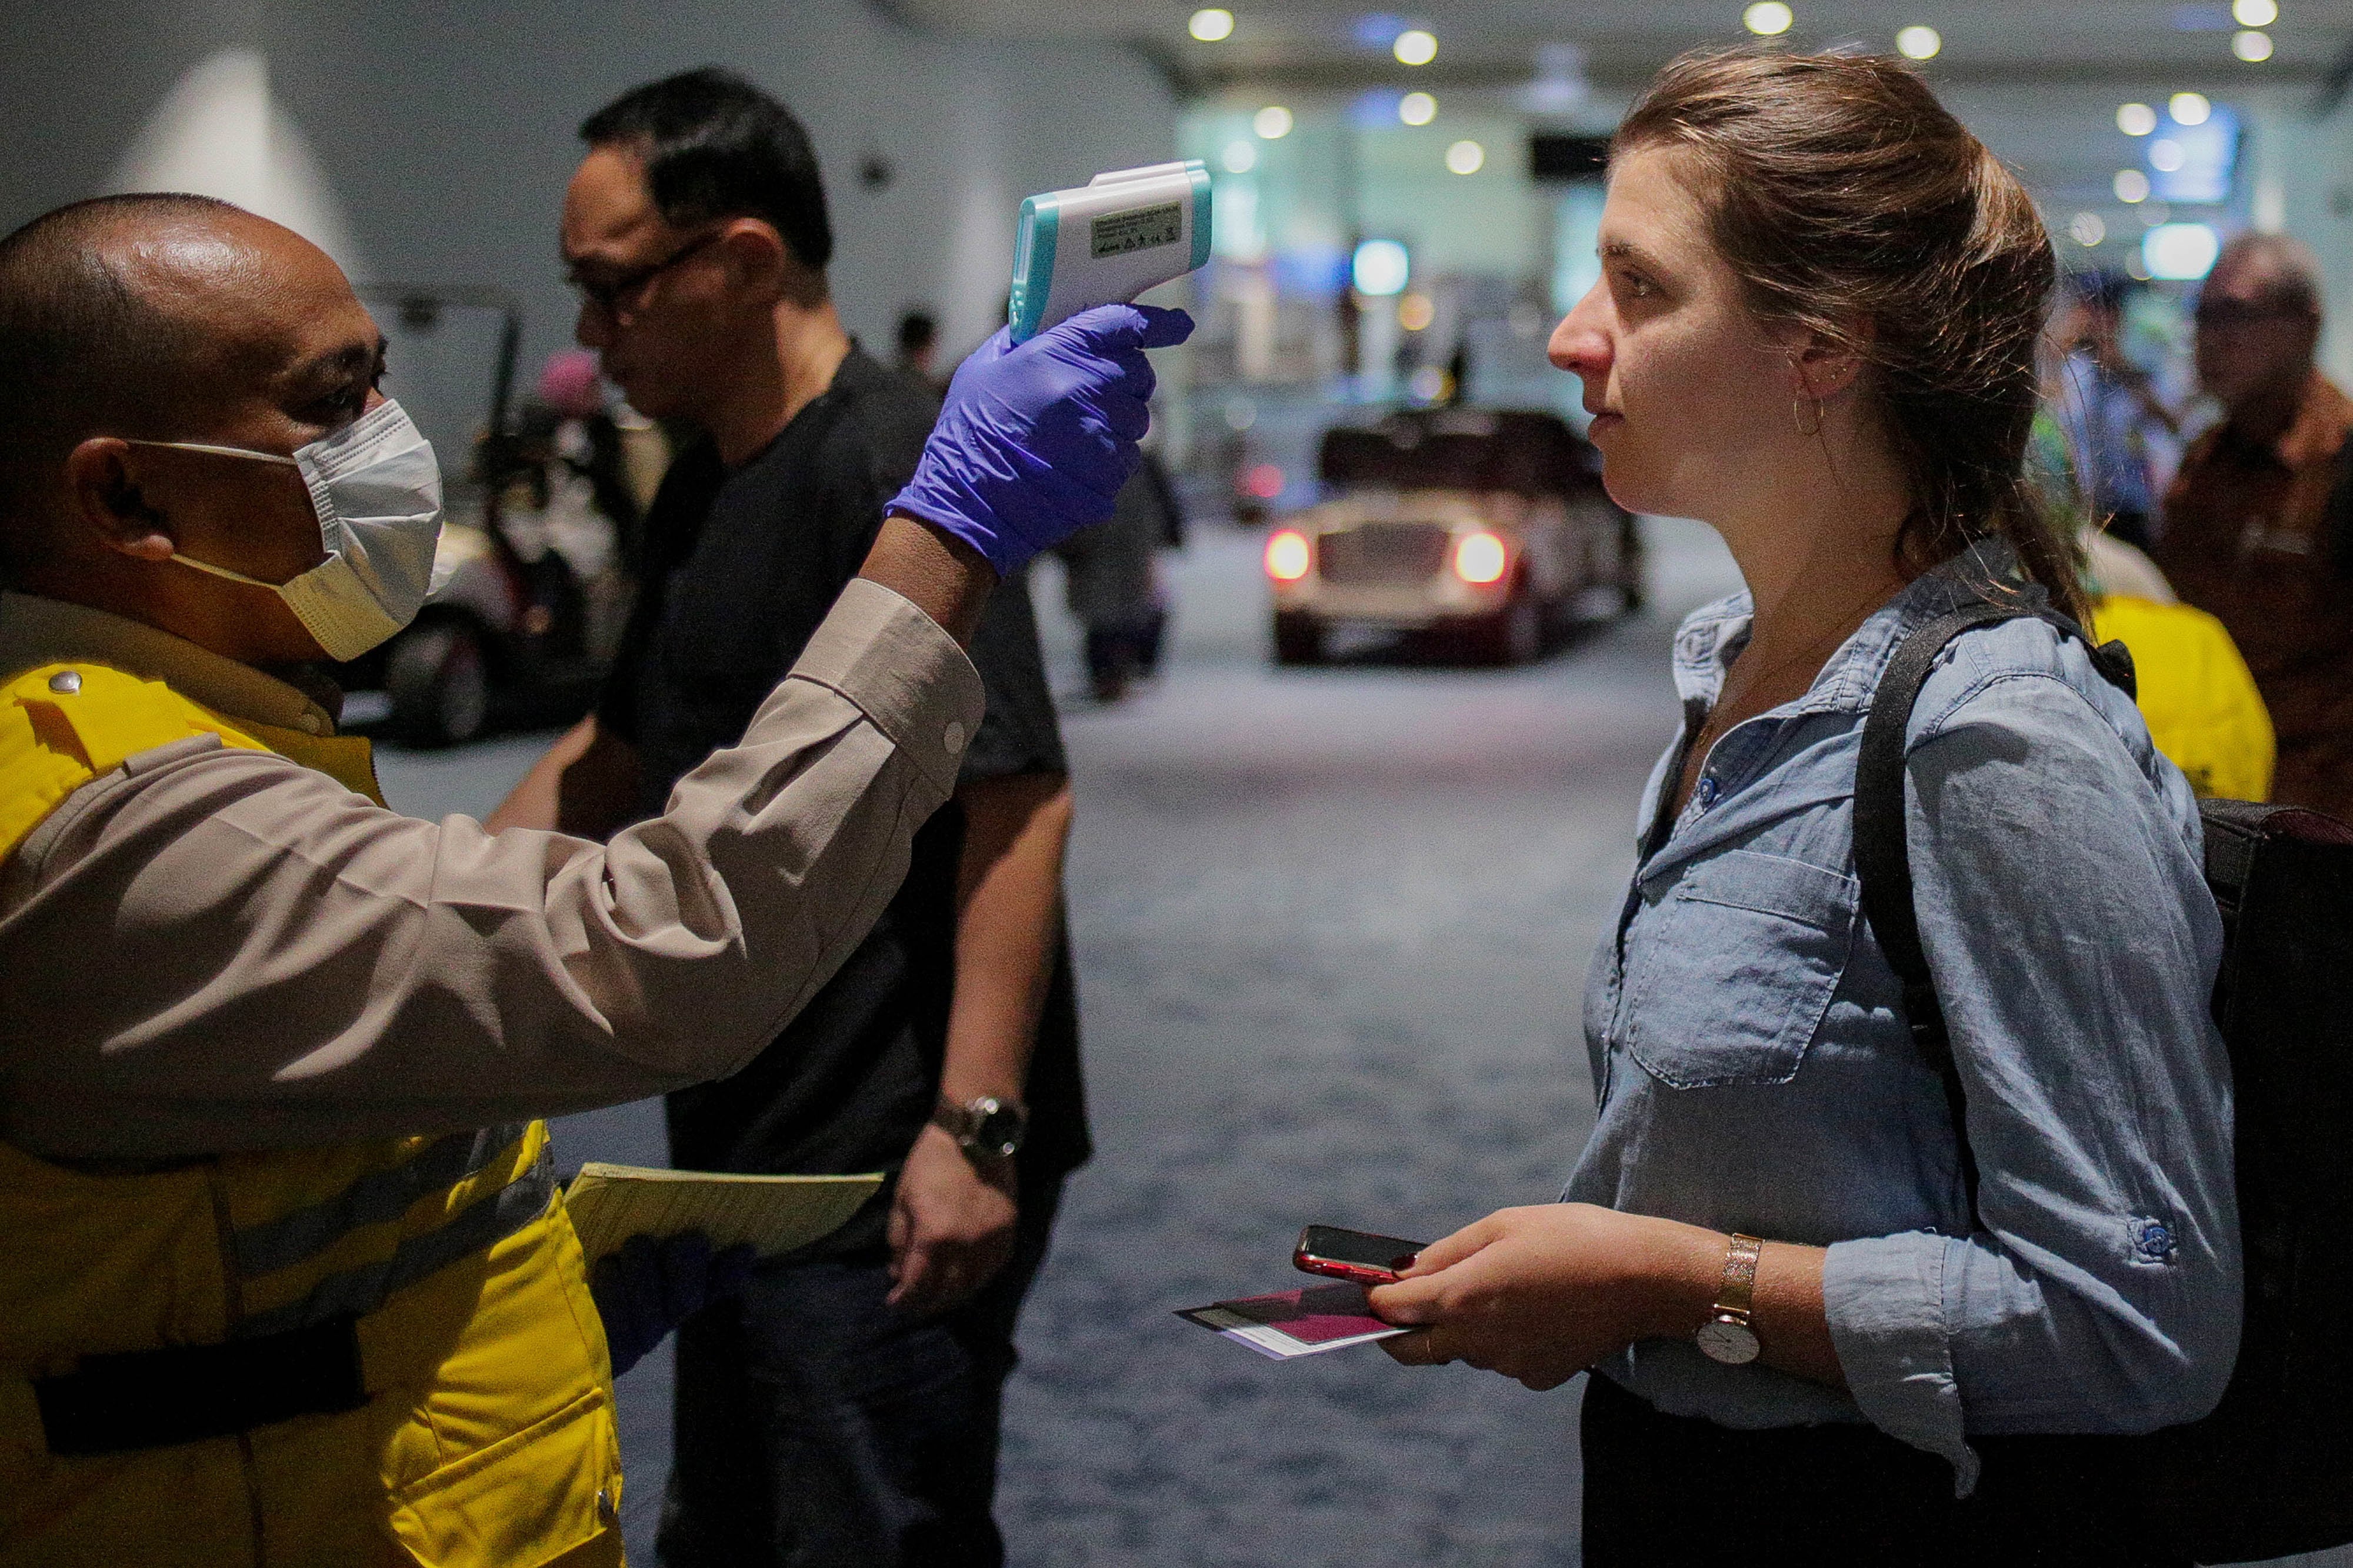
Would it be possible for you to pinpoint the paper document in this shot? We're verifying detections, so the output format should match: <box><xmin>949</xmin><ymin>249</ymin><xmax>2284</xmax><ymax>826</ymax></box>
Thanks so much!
<box><xmin>562</xmin><ymin>1162</ymin><xmax>882</xmax><ymax>1264</ymax></box>
<box><xmin>1176</xmin><ymin>1283</ymin><xmax>1408</xmax><ymax>1360</ymax></box>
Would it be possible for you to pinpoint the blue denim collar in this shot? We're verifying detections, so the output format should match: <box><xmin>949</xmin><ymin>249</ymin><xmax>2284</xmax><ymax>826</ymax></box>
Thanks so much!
<box><xmin>1668</xmin><ymin>538</ymin><xmax>2035</xmax><ymax>721</ymax></box>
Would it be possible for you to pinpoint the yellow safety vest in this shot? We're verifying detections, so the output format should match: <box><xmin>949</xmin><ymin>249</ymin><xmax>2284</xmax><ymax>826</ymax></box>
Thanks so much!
<box><xmin>0</xmin><ymin>662</ymin><xmax>624</xmax><ymax>1568</ymax></box>
<box><xmin>2087</xmin><ymin>595</ymin><xmax>2278</xmax><ymax>803</ymax></box>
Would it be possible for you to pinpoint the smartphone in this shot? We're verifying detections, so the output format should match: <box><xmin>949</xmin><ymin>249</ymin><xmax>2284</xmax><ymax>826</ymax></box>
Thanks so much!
<box><xmin>1293</xmin><ymin>1225</ymin><xmax>1428</xmax><ymax>1287</ymax></box>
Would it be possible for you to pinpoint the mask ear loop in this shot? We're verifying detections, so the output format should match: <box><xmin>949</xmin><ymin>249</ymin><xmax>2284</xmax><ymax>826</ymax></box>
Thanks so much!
<box><xmin>119</xmin><ymin>439</ymin><xmax>312</xmax><ymax>588</ymax></box>
<box><xmin>121</xmin><ymin>438</ymin><xmax>300</xmax><ymax>468</ymax></box>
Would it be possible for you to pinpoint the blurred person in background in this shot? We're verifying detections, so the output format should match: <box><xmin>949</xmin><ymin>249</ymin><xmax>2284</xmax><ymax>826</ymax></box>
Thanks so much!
<box><xmin>2155</xmin><ymin>232</ymin><xmax>2353</xmax><ymax>816</ymax></box>
<box><xmin>1051</xmin><ymin>443</ymin><xmax>1182</xmax><ymax>702</ymax></box>
<box><xmin>520</xmin><ymin>348</ymin><xmax>654</xmax><ymax>569</ymax></box>
<box><xmin>1367</xmin><ymin>49</ymin><xmax>2237</xmax><ymax>1564</ymax></box>
<box><xmin>489</xmin><ymin>68</ymin><xmax>1091</xmax><ymax>1568</ymax></box>
<box><xmin>476</xmin><ymin>349</ymin><xmax>650</xmax><ymax>667</ymax></box>
<box><xmin>2050</xmin><ymin>271</ymin><xmax>2178</xmax><ymax>551</ymax></box>
<box><xmin>2028</xmin><ymin>305</ymin><xmax>2275</xmax><ymax>801</ymax></box>
<box><xmin>895</xmin><ymin>308</ymin><xmax>944</xmax><ymax>393</ymax></box>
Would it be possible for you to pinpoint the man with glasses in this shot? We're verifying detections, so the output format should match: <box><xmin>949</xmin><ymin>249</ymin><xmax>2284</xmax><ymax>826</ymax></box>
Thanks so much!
<box><xmin>491</xmin><ymin>68</ymin><xmax>1092</xmax><ymax>1567</ymax></box>
<box><xmin>2155</xmin><ymin>232</ymin><xmax>2353</xmax><ymax>814</ymax></box>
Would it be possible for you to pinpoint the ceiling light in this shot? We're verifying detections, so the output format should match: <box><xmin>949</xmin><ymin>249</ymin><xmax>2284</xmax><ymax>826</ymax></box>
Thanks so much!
<box><xmin>1254</xmin><ymin>105</ymin><xmax>1294</xmax><ymax>139</ymax></box>
<box><xmin>2170</xmin><ymin>90</ymin><xmax>2212</xmax><ymax>124</ymax></box>
<box><xmin>2232</xmin><ymin>0</ymin><xmax>2277</xmax><ymax>24</ymax></box>
<box><xmin>1189</xmin><ymin>8</ymin><xmax>1235</xmax><ymax>42</ymax></box>
<box><xmin>1394</xmin><ymin>28</ymin><xmax>1437</xmax><ymax>65</ymax></box>
<box><xmin>1221</xmin><ymin>139</ymin><xmax>1258</xmax><ymax>174</ymax></box>
<box><xmin>1744</xmin><ymin>1</ymin><xmax>1795</xmax><ymax>35</ymax></box>
<box><xmin>1445</xmin><ymin>139</ymin><xmax>1486</xmax><ymax>175</ymax></box>
<box><xmin>2144</xmin><ymin>221</ymin><xmax>2221</xmax><ymax>279</ymax></box>
<box><xmin>1397</xmin><ymin>292</ymin><xmax>1435</xmax><ymax>331</ymax></box>
<box><xmin>1895</xmin><ymin>24</ymin><xmax>1941</xmax><ymax>59</ymax></box>
<box><xmin>2234</xmin><ymin>28</ymin><xmax>2274</xmax><ymax>58</ymax></box>
<box><xmin>1352</xmin><ymin>238</ymin><xmax>1410</xmax><ymax>296</ymax></box>
<box><xmin>1398</xmin><ymin>91</ymin><xmax>1437</xmax><ymax>125</ymax></box>
<box><xmin>2118</xmin><ymin>102</ymin><xmax>2159</xmax><ymax>135</ymax></box>
<box><xmin>2070</xmin><ymin>212</ymin><xmax>2107</xmax><ymax>246</ymax></box>
<box><xmin>2149</xmin><ymin>138</ymin><xmax>2187</xmax><ymax>171</ymax></box>
<box><xmin>2115</xmin><ymin>168</ymin><xmax>2152</xmax><ymax>202</ymax></box>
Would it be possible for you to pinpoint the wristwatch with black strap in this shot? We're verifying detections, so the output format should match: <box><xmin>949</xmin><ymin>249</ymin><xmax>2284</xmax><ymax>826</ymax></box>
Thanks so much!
<box><xmin>1695</xmin><ymin>1233</ymin><xmax>1764</xmax><ymax>1366</ymax></box>
<box><xmin>930</xmin><ymin>1094</ymin><xmax>1028</xmax><ymax>1161</ymax></box>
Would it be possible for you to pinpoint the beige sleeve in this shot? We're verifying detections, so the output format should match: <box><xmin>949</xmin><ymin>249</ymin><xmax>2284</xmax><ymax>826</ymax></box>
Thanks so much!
<box><xmin>0</xmin><ymin>580</ymin><xmax>985</xmax><ymax>1162</ymax></box>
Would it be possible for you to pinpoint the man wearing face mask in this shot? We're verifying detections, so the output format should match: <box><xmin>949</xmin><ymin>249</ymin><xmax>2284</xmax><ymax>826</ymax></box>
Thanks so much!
<box><xmin>0</xmin><ymin>191</ymin><xmax>1186</xmax><ymax>1568</ymax></box>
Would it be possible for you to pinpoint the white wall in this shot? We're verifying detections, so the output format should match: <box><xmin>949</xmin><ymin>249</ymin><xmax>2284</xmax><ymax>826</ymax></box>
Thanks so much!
<box><xmin>0</xmin><ymin>0</ymin><xmax>1176</xmax><ymax>377</ymax></box>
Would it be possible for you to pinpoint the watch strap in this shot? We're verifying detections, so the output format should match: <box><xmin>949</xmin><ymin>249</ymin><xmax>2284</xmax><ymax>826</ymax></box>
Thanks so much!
<box><xmin>1712</xmin><ymin>1233</ymin><xmax>1764</xmax><ymax>1321</ymax></box>
<box><xmin>930</xmin><ymin>1094</ymin><xmax>1026</xmax><ymax>1157</ymax></box>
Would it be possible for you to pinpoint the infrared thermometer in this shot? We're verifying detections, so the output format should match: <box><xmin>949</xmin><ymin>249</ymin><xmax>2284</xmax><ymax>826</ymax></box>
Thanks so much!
<box><xmin>1007</xmin><ymin>160</ymin><xmax>1212</xmax><ymax>344</ymax></box>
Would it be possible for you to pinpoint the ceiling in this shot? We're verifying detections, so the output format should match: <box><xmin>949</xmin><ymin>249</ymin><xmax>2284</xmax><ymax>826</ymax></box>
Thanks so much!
<box><xmin>882</xmin><ymin>0</ymin><xmax>2353</xmax><ymax>94</ymax></box>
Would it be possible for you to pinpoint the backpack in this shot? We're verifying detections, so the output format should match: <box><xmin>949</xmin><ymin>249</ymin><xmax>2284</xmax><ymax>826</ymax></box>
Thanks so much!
<box><xmin>1856</xmin><ymin>600</ymin><xmax>2353</xmax><ymax>1564</ymax></box>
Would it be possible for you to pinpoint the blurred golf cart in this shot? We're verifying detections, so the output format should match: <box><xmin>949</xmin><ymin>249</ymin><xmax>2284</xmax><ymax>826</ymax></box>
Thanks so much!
<box><xmin>333</xmin><ymin>286</ymin><xmax>661</xmax><ymax>745</ymax></box>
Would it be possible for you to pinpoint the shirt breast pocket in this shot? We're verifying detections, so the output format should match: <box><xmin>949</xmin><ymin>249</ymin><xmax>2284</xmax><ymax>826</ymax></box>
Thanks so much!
<box><xmin>1622</xmin><ymin>849</ymin><xmax>1859</xmax><ymax>1089</ymax></box>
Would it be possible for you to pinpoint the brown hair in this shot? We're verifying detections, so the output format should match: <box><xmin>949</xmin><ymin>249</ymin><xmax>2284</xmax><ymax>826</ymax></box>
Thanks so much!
<box><xmin>1615</xmin><ymin>48</ymin><xmax>2087</xmax><ymax>623</ymax></box>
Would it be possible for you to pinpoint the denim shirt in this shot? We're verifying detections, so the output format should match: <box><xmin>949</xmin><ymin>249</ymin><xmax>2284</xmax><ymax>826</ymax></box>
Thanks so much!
<box><xmin>1568</xmin><ymin>543</ymin><xmax>2240</xmax><ymax>1492</ymax></box>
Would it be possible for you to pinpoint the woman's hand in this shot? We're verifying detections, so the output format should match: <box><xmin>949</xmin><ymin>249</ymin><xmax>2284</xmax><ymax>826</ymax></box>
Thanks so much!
<box><xmin>1367</xmin><ymin>1203</ymin><xmax>1722</xmax><ymax>1390</ymax></box>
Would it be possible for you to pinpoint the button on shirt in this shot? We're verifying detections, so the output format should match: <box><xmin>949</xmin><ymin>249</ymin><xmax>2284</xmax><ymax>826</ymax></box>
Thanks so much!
<box><xmin>1568</xmin><ymin>544</ymin><xmax>2239</xmax><ymax>1490</ymax></box>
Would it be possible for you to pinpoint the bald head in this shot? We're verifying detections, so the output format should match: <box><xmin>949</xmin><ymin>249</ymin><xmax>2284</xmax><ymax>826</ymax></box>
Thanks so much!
<box><xmin>0</xmin><ymin>195</ymin><xmax>378</xmax><ymax>577</ymax></box>
<box><xmin>0</xmin><ymin>195</ymin><xmax>391</xmax><ymax>666</ymax></box>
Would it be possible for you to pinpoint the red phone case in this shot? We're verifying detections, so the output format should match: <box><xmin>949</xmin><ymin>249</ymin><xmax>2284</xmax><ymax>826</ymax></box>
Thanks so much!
<box><xmin>1292</xmin><ymin>1229</ymin><xmax>1422</xmax><ymax>1286</ymax></box>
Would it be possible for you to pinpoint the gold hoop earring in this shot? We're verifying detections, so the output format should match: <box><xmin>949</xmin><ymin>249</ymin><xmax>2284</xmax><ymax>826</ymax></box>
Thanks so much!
<box><xmin>1792</xmin><ymin>396</ymin><xmax>1825</xmax><ymax>438</ymax></box>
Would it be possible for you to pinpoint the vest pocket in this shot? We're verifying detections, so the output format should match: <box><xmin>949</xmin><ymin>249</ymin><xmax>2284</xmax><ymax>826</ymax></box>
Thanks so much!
<box><xmin>387</xmin><ymin>1384</ymin><xmax>620</xmax><ymax>1568</ymax></box>
<box><xmin>1622</xmin><ymin>849</ymin><xmax>1859</xmax><ymax>1089</ymax></box>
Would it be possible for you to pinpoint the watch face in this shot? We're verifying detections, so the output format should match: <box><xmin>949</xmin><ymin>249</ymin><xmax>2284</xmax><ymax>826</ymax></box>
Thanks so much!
<box><xmin>1696</xmin><ymin>1316</ymin><xmax>1761</xmax><ymax>1366</ymax></box>
<box><xmin>972</xmin><ymin>1105</ymin><xmax>1025</xmax><ymax>1156</ymax></box>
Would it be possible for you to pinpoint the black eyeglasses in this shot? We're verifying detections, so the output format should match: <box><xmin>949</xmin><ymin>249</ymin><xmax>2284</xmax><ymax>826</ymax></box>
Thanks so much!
<box><xmin>567</xmin><ymin>229</ymin><xmax>722</xmax><ymax>319</ymax></box>
<box><xmin>2194</xmin><ymin>299</ymin><xmax>2309</xmax><ymax>331</ymax></box>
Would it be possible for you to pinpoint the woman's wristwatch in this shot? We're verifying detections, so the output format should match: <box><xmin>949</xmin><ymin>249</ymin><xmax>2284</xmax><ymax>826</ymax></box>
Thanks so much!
<box><xmin>931</xmin><ymin>1094</ymin><xmax>1028</xmax><ymax>1161</ymax></box>
<box><xmin>1694</xmin><ymin>1233</ymin><xmax>1764</xmax><ymax>1365</ymax></box>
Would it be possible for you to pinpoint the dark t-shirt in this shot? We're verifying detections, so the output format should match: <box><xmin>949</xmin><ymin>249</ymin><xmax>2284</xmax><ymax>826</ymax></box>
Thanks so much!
<box><xmin>597</xmin><ymin>347</ymin><xmax>1089</xmax><ymax>1253</ymax></box>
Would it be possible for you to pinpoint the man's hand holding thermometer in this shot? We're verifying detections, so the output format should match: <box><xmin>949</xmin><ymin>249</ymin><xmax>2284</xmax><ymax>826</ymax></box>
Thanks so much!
<box><xmin>1008</xmin><ymin>160</ymin><xmax>1212</xmax><ymax>345</ymax></box>
<box><xmin>889</xmin><ymin>161</ymin><xmax>1211</xmax><ymax>579</ymax></box>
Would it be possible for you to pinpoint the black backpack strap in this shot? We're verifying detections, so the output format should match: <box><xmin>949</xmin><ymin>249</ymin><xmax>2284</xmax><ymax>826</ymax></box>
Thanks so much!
<box><xmin>1852</xmin><ymin>598</ymin><xmax>2139</xmax><ymax>1226</ymax></box>
<box><xmin>1854</xmin><ymin>603</ymin><xmax>2021</xmax><ymax>1220</ymax></box>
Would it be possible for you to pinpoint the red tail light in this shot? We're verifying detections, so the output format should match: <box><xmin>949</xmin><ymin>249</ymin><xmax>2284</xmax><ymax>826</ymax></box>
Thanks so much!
<box><xmin>1265</xmin><ymin>529</ymin><xmax>1313</xmax><ymax>582</ymax></box>
<box><xmin>1453</xmin><ymin>531</ymin><xmax>1508</xmax><ymax>585</ymax></box>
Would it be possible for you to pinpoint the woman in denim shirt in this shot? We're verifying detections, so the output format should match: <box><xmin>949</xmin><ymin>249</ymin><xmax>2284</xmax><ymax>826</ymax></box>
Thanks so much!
<box><xmin>1368</xmin><ymin>50</ymin><xmax>2237</xmax><ymax>1566</ymax></box>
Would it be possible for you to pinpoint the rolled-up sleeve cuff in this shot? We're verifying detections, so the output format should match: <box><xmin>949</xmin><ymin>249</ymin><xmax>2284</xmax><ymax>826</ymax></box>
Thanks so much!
<box><xmin>786</xmin><ymin>578</ymin><xmax>986</xmax><ymax>800</ymax></box>
<box><xmin>1824</xmin><ymin>1233</ymin><xmax>1979</xmax><ymax>1494</ymax></box>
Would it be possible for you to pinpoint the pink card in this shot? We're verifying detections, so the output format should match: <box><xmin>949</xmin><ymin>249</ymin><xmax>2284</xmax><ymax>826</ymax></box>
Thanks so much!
<box><xmin>1176</xmin><ymin>1282</ymin><xmax>1408</xmax><ymax>1359</ymax></box>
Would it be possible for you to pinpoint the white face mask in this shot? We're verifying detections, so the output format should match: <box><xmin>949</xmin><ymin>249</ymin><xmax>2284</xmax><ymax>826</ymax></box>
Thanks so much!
<box><xmin>149</xmin><ymin>399</ymin><xmax>444</xmax><ymax>662</ymax></box>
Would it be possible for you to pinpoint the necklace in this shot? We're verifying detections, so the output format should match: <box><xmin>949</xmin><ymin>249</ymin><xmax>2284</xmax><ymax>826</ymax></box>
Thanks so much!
<box><xmin>1674</xmin><ymin>590</ymin><xmax>1895</xmax><ymax>812</ymax></box>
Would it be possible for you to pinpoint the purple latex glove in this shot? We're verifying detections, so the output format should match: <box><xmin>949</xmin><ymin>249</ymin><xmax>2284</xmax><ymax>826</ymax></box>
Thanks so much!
<box><xmin>888</xmin><ymin>303</ymin><xmax>1195</xmax><ymax>577</ymax></box>
<box><xmin>589</xmin><ymin>1230</ymin><xmax>758</xmax><ymax>1378</ymax></box>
